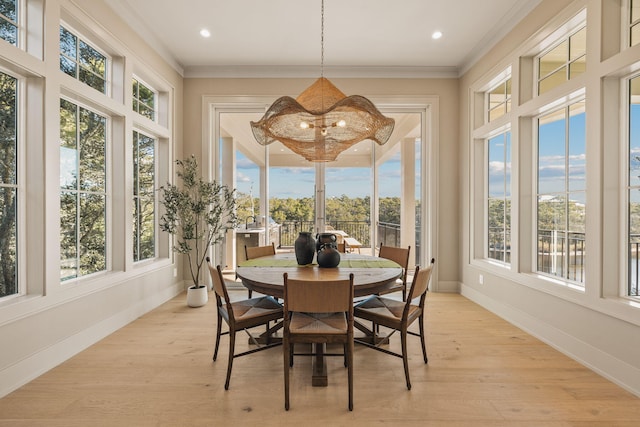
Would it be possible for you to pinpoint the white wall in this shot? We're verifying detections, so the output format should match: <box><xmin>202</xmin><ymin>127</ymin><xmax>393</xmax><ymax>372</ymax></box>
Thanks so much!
<box><xmin>0</xmin><ymin>0</ymin><xmax>185</xmax><ymax>397</ymax></box>
<box><xmin>459</xmin><ymin>0</ymin><xmax>640</xmax><ymax>396</ymax></box>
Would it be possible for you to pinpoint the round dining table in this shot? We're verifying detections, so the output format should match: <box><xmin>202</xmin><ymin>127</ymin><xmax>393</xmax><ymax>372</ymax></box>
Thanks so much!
<box><xmin>235</xmin><ymin>251</ymin><xmax>402</xmax><ymax>387</ymax></box>
<box><xmin>236</xmin><ymin>252</ymin><xmax>402</xmax><ymax>299</ymax></box>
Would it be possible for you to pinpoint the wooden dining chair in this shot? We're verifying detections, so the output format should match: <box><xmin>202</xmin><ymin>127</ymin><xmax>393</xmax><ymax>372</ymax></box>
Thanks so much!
<box><xmin>207</xmin><ymin>259</ymin><xmax>283</xmax><ymax>390</ymax></box>
<box><xmin>377</xmin><ymin>244</ymin><xmax>411</xmax><ymax>301</ymax></box>
<box><xmin>354</xmin><ymin>258</ymin><xmax>435</xmax><ymax>390</ymax></box>
<box><xmin>283</xmin><ymin>273</ymin><xmax>355</xmax><ymax>411</ymax></box>
<box><xmin>337</xmin><ymin>242</ymin><xmax>346</xmax><ymax>253</ymax></box>
<box><xmin>244</xmin><ymin>242</ymin><xmax>276</xmax><ymax>297</ymax></box>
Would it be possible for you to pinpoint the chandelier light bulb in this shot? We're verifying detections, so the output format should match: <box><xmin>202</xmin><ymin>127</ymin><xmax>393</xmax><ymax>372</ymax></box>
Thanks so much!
<box><xmin>337</xmin><ymin>119</ymin><xmax>346</xmax><ymax>127</ymax></box>
<box><xmin>300</xmin><ymin>121</ymin><xmax>310</xmax><ymax>129</ymax></box>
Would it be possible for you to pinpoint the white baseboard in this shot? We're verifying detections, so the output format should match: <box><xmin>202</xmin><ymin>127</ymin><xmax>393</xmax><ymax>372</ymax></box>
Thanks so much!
<box><xmin>0</xmin><ymin>282</ymin><xmax>183</xmax><ymax>398</ymax></box>
<box><xmin>461</xmin><ymin>284</ymin><xmax>640</xmax><ymax>398</ymax></box>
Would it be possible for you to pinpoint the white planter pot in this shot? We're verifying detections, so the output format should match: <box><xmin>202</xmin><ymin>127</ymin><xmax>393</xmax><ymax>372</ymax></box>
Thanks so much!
<box><xmin>186</xmin><ymin>285</ymin><xmax>208</xmax><ymax>307</ymax></box>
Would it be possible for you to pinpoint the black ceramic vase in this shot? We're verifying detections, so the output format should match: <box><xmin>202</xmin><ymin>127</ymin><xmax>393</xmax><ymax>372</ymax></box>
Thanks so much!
<box><xmin>317</xmin><ymin>245</ymin><xmax>341</xmax><ymax>268</ymax></box>
<box><xmin>315</xmin><ymin>233</ymin><xmax>337</xmax><ymax>251</ymax></box>
<box><xmin>294</xmin><ymin>232</ymin><xmax>315</xmax><ymax>265</ymax></box>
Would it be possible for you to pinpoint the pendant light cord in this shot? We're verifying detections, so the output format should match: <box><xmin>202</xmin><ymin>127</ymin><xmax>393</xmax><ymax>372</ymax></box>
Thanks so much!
<box><xmin>321</xmin><ymin>0</ymin><xmax>324</xmax><ymax>80</ymax></box>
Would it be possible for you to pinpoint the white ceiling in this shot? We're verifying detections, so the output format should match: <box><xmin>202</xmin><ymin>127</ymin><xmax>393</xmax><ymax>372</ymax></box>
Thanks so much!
<box><xmin>105</xmin><ymin>0</ymin><xmax>540</xmax><ymax>78</ymax></box>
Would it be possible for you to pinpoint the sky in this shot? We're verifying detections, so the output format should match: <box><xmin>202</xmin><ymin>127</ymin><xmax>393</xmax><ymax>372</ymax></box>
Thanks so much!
<box><xmin>234</xmin><ymin>149</ymin><xmax>415</xmax><ymax>200</ymax></box>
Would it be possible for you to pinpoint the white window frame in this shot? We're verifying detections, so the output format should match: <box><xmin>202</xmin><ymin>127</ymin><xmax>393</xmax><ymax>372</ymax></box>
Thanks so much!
<box><xmin>132</xmin><ymin>129</ymin><xmax>158</xmax><ymax>263</ymax></box>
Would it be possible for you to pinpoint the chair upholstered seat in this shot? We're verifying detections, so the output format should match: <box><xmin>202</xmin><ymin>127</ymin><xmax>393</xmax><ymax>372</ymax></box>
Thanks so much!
<box><xmin>229</xmin><ymin>297</ymin><xmax>283</xmax><ymax>325</ymax></box>
<box><xmin>354</xmin><ymin>296</ymin><xmax>421</xmax><ymax>326</ymax></box>
<box><xmin>289</xmin><ymin>312</ymin><xmax>348</xmax><ymax>334</ymax></box>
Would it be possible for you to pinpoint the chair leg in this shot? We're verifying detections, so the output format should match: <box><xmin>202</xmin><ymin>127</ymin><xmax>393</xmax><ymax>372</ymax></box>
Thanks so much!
<box><xmin>289</xmin><ymin>344</ymin><xmax>294</xmax><ymax>367</ymax></box>
<box><xmin>224</xmin><ymin>330</ymin><xmax>236</xmax><ymax>390</ymax></box>
<box><xmin>284</xmin><ymin>337</ymin><xmax>290</xmax><ymax>410</ymax></box>
<box><xmin>402</xmin><ymin>285</ymin><xmax>407</xmax><ymax>302</ymax></box>
<box><xmin>348</xmin><ymin>339</ymin><xmax>354</xmax><ymax>411</ymax></box>
<box><xmin>343</xmin><ymin>343</ymin><xmax>348</xmax><ymax>367</ymax></box>
<box><xmin>213</xmin><ymin>312</ymin><xmax>222</xmax><ymax>361</ymax></box>
<box><xmin>419</xmin><ymin>315</ymin><xmax>428</xmax><ymax>363</ymax></box>
<box><xmin>248</xmin><ymin>289</ymin><xmax>252</xmax><ymax>298</ymax></box>
<box><xmin>401</xmin><ymin>329</ymin><xmax>411</xmax><ymax>390</ymax></box>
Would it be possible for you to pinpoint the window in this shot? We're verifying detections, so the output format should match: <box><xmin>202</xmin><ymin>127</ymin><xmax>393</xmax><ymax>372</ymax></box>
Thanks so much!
<box><xmin>538</xmin><ymin>27</ymin><xmax>586</xmax><ymax>95</ymax></box>
<box><xmin>59</xmin><ymin>99</ymin><xmax>107</xmax><ymax>281</ymax></box>
<box><xmin>628</xmin><ymin>75</ymin><xmax>640</xmax><ymax>297</ymax></box>
<box><xmin>133</xmin><ymin>130</ymin><xmax>155</xmax><ymax>262</ymax></box>
<box><xmin>0</xmin><ymin>0</ymin><xmax>17</xmax><ymax>46</ymax></box>
<box><xmin>536</xmin><ymin>101</ymin><xmax>586</xmax><ymax>284</ymax></box>
<box><xmin>132</xmin><ymin>78</ymin><xmax>155</xmax><ymax>120</ymax></box>
<box><xmin>0</xmin><ymin>70</ymin><xmax>17</xmax><ymax>298</ymax></box>
<box><xmin>488</xmin><ymin>132</ymin><xmax>511</xmax><ymax>263</ymax></box>
<box><xmin>59</xmin><ymin>25</ymin><xmax>107</xmax><ymax>94</ymax></box>
<box><xmin>487</xmin><ymin>78</ymin><xmax>511</xmax><ymax>122</ymax></box>
<box><xmin>631</xmin><ymin>0</ymin><xmax>640</xmax><ymax>47</ymax></box>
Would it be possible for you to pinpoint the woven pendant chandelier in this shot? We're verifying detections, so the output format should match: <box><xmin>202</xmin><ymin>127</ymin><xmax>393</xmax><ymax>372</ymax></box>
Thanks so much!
<box><xmin>250</xmin><ymin>0</ymin><xmax>394</xmax><ymax>162</ymax></box>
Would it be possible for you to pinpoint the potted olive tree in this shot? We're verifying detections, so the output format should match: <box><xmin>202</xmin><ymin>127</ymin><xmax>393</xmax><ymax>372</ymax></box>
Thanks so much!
<box><xmin>159</xmin><ymin>155</ymin><xmax>237</xmax><ymax>307</ymax></box>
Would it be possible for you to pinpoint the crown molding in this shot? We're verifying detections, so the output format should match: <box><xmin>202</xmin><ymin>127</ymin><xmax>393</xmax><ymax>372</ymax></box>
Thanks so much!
<box><xmin>184</xmin><ymin>65</ymin><xmax>459</xmax><ymax>79</ymax></box>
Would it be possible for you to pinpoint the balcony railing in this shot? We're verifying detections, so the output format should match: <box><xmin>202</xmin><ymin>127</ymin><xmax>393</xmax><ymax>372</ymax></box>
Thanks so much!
<box><xmin>537</xmin><ymin>230</ymin><xmax>585</xmax><ymax>283</ymax></box>
<box><xmin>278</xmin><ymin>221</ymin><xmax>372</xmax><ymax>248</ymax></box>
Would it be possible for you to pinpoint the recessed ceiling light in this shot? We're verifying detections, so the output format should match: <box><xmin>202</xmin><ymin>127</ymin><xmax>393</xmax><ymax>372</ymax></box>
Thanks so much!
<box><xmin>432</xmin><ymin>31</ymin><xmax>442</xmax><ymax>40</ymax></box>
<box><xmin>200</xmin><ymin>29</ymin><xmax>211</xmax><ymax>38</ymax></box>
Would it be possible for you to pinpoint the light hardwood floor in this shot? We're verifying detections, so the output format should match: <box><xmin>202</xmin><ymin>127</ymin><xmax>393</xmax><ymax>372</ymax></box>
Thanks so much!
<box><xmin>1</xmin><ymin>291</ymin><xmax>639</xmax><ymax>426</ymax></box>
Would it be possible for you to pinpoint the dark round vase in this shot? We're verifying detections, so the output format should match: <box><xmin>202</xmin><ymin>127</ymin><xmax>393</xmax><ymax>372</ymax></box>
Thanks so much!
<box><xmin>317</xmin><ymin>245</ymin><xmax>341</xmax><ymax>268</ymax></box>
<box><xmin>315</xmin><ymin>233</ymin><xmax>337</xmax><ymax>251</ymax></box>
<box><xmin>294</xmin><ymin>232</ymin><xmax>316</xmax><ymax>265</ymax></box>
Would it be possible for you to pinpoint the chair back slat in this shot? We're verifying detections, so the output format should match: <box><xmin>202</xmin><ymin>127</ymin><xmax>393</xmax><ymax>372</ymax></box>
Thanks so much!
<box><xmin>245</xmin><ymin>243</ymin><xmax>276</xmax><ymax>260</ymax></box>
<box><xmin>284</xmin><ymin>274</ymin><xmax>354</xmax><ymax>314</ymax></box>
<box><xmin>379</xmin><ymin>245</ymin><xmax>410</xmax><ymax>283</ymax></box>
<box><xmin>406</xmin><ymin>258</ymin><xmax>435</xmax><ymax>302</ymax></box>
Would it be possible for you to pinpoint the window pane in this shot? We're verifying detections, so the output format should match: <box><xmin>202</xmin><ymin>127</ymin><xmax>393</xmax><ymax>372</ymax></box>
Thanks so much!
<box><xmin>79</xmin><ymin>108</ymin><xmax>106</xmax><ymax>192</ymax></box>
<box><xmin>139</xmin><ymin>196</ymin><xmax>155</xmax><ymax>260</ymax></box>
<box><xmin>138</xmin><ymin>84</ymin><xmax>154</xmax><ymax>107</ymax></box>
<box><xmin>538</xmin><ymin>111</ymin><xmax>566</xmax><ymax>194</ymax></box>
<box><xmin>79</xmin><ymin>193</ymin><xmax>105</xmax><ymax>275</ymax></box>
<box><xmin>0</xmin><ymin>0</ymin><xmax>17</xmax><ymax>21</ymax></box>
<box><xmin>60</xmin><ymin>191</ymin><xmax>78</xmax><ymax>281</ymax></box>
<box><xmin>539</xmin><ymin>67</ymin><xmax>567</xmax><ymax>95</ymax></box>
<box><xmin>630</xmin><ymin>189</ymin><xmax>640</xmax><ymax>296</ymax></box>
<box><xmin>488</xmin><ymin>134</ymin><xmax>506</xmax><ymax>198</ymax></box>
<box><xmin>569</xmin><ymin>56</ymin><xmax>586</xmax><ymax>79</ymax></box>
<box><xmin>568</xmin><ymin>101</ymin><xmax>586</xmax><ymax>191</ymax></box>
<box><xmin>60</xmin><ymin>100</ymin><xmax>107</xmax><ymax>280</ymax></box>
<box><xmin>539</xmin><ymin>41</ymin><xmax>567</xmax><ymax>79</ymax></box>
<box><xmin>0</xmin><ymin>186</ymin><xmax>17</xmax><ymax>297</ymax></box>
<box><xmin>0</xmin><ymin>71</ymin><xmax>17</xmax><ymax>184</ymax></box>
<box><xmin>78</xmin><ymin>40</ymin><xmax>105</xmax><ymax>77</ymax></box>
<box><xmin>60</xmin><ymin>99</ymin><xmax>78</xmax><ymax>189</ymax></box>
<box><xmin>60</xmin><ymin>56</ymin><xmax>76</xmax><ymax>78</ymax></box>
<box><xmin>569</xmin><ymin>28</ymin><xmax>586</xmax><ymax>61</ymax></box>
<box><xmin>138</xmin><ymin>134</ymin><xmax>155</xmax><ymax>194</ymax></box>
<box><xmin>632</xmin><ymin>23</ymin><xmax>640</xmax><ymax>47</ymax></box>
<box><xmin>487</xmin><ymin>131</ymin><xmax>510</xmax><ymax>264</ymax></box>
<box><xmin>630</xmin><ymin>76</ymin><xmax>640</xmax><ymax>188</ymax></box>
<box><xmin>60</xmin><ymin>27</ymin><xmax>107</xmax><ymax>94</ymax></box>
<box><xmin>488</xmin><ymin>197</ymin><xmax>506</xmax><ymax>261</ymax></box>
<box><xmin>488</xmin><ymin>105</ymin><xmax>505</xmax><ymax>122</ymax></box>
<box><xmin>133</xmin><ymin>131</ymin><xmax>155</xmax><ymax>262</ymax></box>
<box><xmin>0</xmin><ymin>19</ymin><xmax>17</xmax><ymax>45</ymax></box>
<box><xmin>633</xmin><ymin>0</ymin><xmax>640</xmax><ymax>23</ymax></box>
<box><xmin>59</xmin><ymin>26</ymin><xmax>76</xmax><ymax>59</ymax></box>
<box><xmin>537</xmin><ymin>195</ymin><xmax>567</xmax><ymax>277</ymax></box>
<box><xmin>0</xmin><ymin>0</ymin><xmax>17</xmax><ymax>46</ymax></box>
<box><xmin>79</xmin><ymin>67</ymin><xmax>105</xmax><ymax>93</ymax></box>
